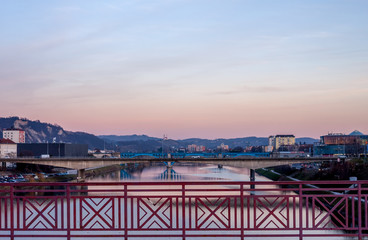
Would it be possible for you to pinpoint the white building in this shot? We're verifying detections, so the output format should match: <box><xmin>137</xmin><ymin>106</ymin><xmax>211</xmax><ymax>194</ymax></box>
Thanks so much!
<box><xmin>217</xmin><ymin>143</ymin><xmax>229</xmax><ymax>151</ymax></box>
<box><xmin>0</xmin><ymin>139</ymin><xmax>17</xmax><ymax>158</ymax></box>
<box><xmin>3</xmin><ymin>128</ymin><xmax>25</xmax><ymax>143</ymax></box>
<box><xmin>268</xmin><ymin>135</ymin><xmax>295</xmax><ymax>151</ymax></box>
<box><xmin>187</xmin><ymin>144</ymin><xmax>197</xmax><ymax>152</ymax></box>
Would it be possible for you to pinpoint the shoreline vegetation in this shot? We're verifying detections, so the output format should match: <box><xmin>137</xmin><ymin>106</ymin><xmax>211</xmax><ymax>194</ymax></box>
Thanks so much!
<box><xmin>256</xmin><ymin>157</ymin><xmax>368</xmax><ymax>182</ymax></box>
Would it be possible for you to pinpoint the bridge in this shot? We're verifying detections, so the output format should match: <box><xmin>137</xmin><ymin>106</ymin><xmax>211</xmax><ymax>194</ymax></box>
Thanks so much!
<box><xmin>120</xmin><ymin>152</ymin><xmax>271</xmax><ymax>158</ymax></box>
<box><xmin>0</xmin><ymin>157</ymin><xmax>335</xmax><ymax>170</ymax></box>
<box><xmin>0</xmin><ymin>180</ymin><xmax>365</xmax><ymax>239</ymax></box>
<box><xmin>1</xmin><ymin>157</ymin><xmax>336</xmax><ymax>182</ymax></box>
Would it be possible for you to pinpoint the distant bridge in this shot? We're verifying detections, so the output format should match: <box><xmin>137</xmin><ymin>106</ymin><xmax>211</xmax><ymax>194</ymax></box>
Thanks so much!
<box><xmin>120</xmin><ymin>152</ymin><xmax>271</xmax><ymax>158</ymax></box>
<box><xmin>0</xmin><ymin>157</ymin><xmax>335</xmax><ymax>170</ymax></box>
<box><xmin>1</xmin><ymin>157</ymin><xmax>336</xmax><ymax>181</ymax></box>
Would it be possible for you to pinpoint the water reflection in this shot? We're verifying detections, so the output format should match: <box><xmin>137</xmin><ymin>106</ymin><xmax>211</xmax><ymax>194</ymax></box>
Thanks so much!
<box><xmin>87</xmin><ymin>162</ymin><xmax>271</xmax><ymax>182</ymax></box>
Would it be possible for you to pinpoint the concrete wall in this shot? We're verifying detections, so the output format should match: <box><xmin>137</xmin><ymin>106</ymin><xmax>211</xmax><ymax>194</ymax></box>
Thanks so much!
<box><xmin>0</xmin><ymin>143</ymin><xmax>17</xmax><ymax>158</ymax></box>
<box><xmin>17</xmin><ymin>143</ymin><xmax>88</xmax><ymax>157</ymax></box>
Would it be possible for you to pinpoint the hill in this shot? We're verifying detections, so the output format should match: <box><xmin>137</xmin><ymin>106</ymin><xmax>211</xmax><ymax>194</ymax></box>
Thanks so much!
<box><xmin>100</xmin><ymin>135</ymin><xmax>319</xmax><ymax>152</ymax></box>
<box><xmin>0</xmin><ymin>117</ymin><xmax>105</xmax><ymax>149</ymax></box>
<box><xmin>0</xmin><ymin>116</ymin><xmax>319</xmax><ymax>152</ymax></box>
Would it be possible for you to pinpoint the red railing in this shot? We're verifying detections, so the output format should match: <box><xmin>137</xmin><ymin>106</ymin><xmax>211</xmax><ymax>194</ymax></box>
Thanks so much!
<box><xmin>0</xmin><ymin>181</ymin><xmax>367</xmax><ymax>239</ymax></box>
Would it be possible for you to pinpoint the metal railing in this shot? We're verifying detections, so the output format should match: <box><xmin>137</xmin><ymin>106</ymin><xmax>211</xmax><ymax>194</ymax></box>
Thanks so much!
<box><xmin>0</xmin><ymin>180</ymin><xmax>367</xmax><ymax>239</ymax></box>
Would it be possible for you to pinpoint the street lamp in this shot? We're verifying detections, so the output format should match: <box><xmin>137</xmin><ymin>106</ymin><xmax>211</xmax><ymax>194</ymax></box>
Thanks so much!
<box><xmin>162</xmin><ymin>134</ymin><xmax>167</xmax><ymax>158</ymax></box>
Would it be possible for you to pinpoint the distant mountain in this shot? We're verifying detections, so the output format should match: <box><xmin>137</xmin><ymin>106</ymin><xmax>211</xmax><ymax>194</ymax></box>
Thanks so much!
<box><xmin>0</xmin><ymin>117</ymin><xmax>105</xmax><ymax>149</ymax></box>
<box><xmin>177</xmin><ymin>137</ymin><xmax>269</xmax><ymax>149</ymax></box>
<box><xmin>0</xmin><ymin>117</ymin><xmax>319</xmax><ymax>152</ymax></box>
<box><xmin>295</xmin><ymin>137</ymin><xmax>319</xmax><ymax>144</ymax></box>
<box><xmin>99</xmin><ymin>134</ymin><xmax>160</xmax><ymax>142</ymax></box>
<box><xmin>101</xmin><ymin>135</ymin><xmax>319</xmax><ymax>152</ymax></box>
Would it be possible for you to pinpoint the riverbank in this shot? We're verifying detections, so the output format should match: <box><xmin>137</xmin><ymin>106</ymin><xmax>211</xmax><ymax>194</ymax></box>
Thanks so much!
<box><xmin>23</xmin><ymin>164</ymin><xmax>124</xmax><ymax>182</ymax></box>
<box><xmin>255</xmin><ymin>168</ymin><xmax>281</xmax><ymax>181</ymax></box>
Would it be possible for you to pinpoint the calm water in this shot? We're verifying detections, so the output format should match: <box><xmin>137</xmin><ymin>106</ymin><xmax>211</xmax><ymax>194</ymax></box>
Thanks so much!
<box><xmin>87</xmin><ymin>162</ymin><xmax>269</xmax><ymax>182</ymax></box>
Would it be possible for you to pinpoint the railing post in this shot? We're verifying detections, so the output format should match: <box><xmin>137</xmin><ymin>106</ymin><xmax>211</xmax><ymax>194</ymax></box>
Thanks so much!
<box><xmin>124</xmin><ymin>184</ymin><xmax>128</xmax><ymax>240</ymax></box>
<box><xmin>250</xmin><ymin>169</ymin><xmax>255</xmax><ymax>195</ymax></box>
<box><xmin>66</xmin><ymin>185</ymin><xmax>71</xmax><ymax>240</ymax></box>
<box><xmin>10</xmin><ymin>185</ymin><xmax>14</xmax><ymax>240</ymax></box>
<box><xmin>240</xmin><ymin>183</ymin><xmax>244</xmax><ymax>240</ymax></box>
<box><xmin>299</xmin><ymin>183</ymin><xmax>303</xmax><ymax>240</ymax></box>
<box><xmin>358</xmin><ymin>182</ymin><xmax>362</xmax><ymax>240</ymax></box>
<box><xmin>182</xmin><ymin>183</ymin><xmax>186</xmax><ymax>240</ymax></box>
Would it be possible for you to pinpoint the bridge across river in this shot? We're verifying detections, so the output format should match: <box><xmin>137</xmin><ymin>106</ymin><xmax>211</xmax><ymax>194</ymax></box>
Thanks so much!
<box><xmin>1</xmin><ymin>157</ymin><xmax>336</xmax><ymax>181</ymax></box>
<box><xmin>1</xmin><ymin>157</ymin><xmax>335</xmax><ymax>170</ymax></box>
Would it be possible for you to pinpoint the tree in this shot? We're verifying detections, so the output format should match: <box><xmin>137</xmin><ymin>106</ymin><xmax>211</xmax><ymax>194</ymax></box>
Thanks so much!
<box><xmin>230</xmin><ymin>146</ymin><xmax>244</xmax><ymax>152</ymax></box>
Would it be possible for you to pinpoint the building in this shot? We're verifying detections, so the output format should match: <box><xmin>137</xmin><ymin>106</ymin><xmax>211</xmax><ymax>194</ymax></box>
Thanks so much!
<box><xmin>268</xmin><ymin>135</ymin><xmax>295</xmax><ymax>151</ymax></box>
<box><xmin>187</xmin><ymin>144</ymin><xmax>206</xmax><ymax>152</ymax></box>
<box><xmin>217</xmin><ymin>143</ymin><xmax>229</xmax><ymax>151</ymax></box>
<box><xmin>268</xmin><ymin>137</ymin><xmax>275</xmax><ymax>151</ymax></box>
<box><xmin>314</xmin><ymin>131</ymin><xmax>368</xmax><ymax>157</ymax></box>
<box><xmin>2</xmin><ymin>128</ymin><xmax>25</xmax><ymax>143</ymax></box>
<box><xmin>196</xmin><ymin>145</ymin><xmax>206</xmax><ymax>152</ymax></box>
<box><xmin>320</xmin><ymin>131</ymin><xmax>368</xmax><ymax>145</ymax></box>
<box><xmin>0</xmin><ymin>139</ymin><xmax>17</xmax><ymax>158</ymax></box>
<box><xmin>17</xmin><ymin>143</ymin><xmax>88</xmax><ymax>157</ymax></box>
<box><xmin>265</xmin><ymin>145</ymin><xmax>274</xmax><ymax>152</ymax></box>
<box><xmin>187</xmin><ymin>144</ymin><xmax>197</xmax><ymax>153</ymax></box>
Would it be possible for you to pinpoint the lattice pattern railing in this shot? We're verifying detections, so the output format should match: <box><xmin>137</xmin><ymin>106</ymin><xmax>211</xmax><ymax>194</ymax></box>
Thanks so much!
<box><xmin>0</xmin><ymin>181</ymin><xmax>366</xmax><ymax>239</ymax></box>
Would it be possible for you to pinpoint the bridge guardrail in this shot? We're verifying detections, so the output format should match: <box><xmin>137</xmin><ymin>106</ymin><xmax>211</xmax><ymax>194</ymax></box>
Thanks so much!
<box><xmin>0</xmin><ymin>180</ymin><xmax>366</xmax><ymax>239</ymax></box>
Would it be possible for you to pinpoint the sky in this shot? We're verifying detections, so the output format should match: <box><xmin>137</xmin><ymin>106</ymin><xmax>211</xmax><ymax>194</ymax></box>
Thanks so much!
<box><xmin>0</xmin><ymin>0</ymin><xmax>367</xmax><ymax>139</ymax></box>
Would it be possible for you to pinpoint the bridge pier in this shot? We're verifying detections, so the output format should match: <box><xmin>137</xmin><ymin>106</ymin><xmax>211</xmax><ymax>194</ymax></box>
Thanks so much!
<box><xmin>250</xmin><ymin>168</ymin><xmax>255</xmax><ymax>195</ymax></box>
<box><xmin>250</xmin><ymin>168</ymin><xmax>255</xmax><ymax>182</ymax></box>
<box><xmin>77</xmin><ymin>169</ymin><xmax>86</xmax><ymax>182</ymax></box>
<box><xmin>164</xmin><ymin>162</ymin><xmax>175</xmax><ymax>168</ymax></box>
<box><xmin>1</xmin><ymin>162</ymin><xmax>6</xmax><ymax>171</ymax></box>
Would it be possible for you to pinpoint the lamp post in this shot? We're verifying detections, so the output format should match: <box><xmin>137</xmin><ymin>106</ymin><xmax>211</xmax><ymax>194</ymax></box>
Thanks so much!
<box><xmin>162</xmin><ymin>134</ymin><xmax>167</xmax><ymax>158</ymax></box>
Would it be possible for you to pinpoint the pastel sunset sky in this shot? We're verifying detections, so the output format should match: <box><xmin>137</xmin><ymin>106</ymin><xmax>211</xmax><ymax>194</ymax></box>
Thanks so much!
<box><xmin>1</xmin><ymin>0</ymin><xmax>367</xmax><ymax>139</ymax></box>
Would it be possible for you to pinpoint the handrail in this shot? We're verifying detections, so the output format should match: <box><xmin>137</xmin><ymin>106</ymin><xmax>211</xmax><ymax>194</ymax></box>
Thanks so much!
<box><xmin>0</xmin><ymin>181</ymin><xmax>366</xmax><ymax>239</ymax></box>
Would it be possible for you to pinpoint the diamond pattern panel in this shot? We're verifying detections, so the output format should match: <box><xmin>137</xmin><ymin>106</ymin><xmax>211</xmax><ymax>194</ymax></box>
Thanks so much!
<box><xmin>254</xmin><ymin>196</ymin><xmax>289</xmax><ymax>229</ymax></box>
<box><xmin>312</xmin><ymin>196</ymin><xmax>348</xmax><ymax>229</ymax></box>
<box><xmin>80</xmin><ymin>197</ymin><xmax>114</xmax><ymax>229</ymax></box>
<box><xmin>24</xmin><ymin>198</ymin><xmax>57</xmax><ymax>229</ymax></box>
<box><xmin>195</xmin><ymin>197</ymin><xmax>230</xmax><ymax>229</ymax></box>
<box><xmin>137</xmin><ymin>197</ymin><xmax>172</xmax><ymax>229</ymax></box>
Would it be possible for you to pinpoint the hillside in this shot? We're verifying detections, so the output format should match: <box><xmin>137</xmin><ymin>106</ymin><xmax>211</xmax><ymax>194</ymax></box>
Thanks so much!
<box><xmin>100</xmin><ymin>134</ymin><xmax>160</xmax><ymax>143</ymax></box>
<box><xmin>0</xmin><ymin>117</ymin><xmax>105</xmax><ymax>149</ymax></box>
<box><xmin>100</xmin><ymin>135</ymin><xmax>319</xmax><ymax>152</ymax></box>
<box><xmin>0</xmin><ymin>117</ymin><xmax>319</xmax><ymax>152</ymax></box>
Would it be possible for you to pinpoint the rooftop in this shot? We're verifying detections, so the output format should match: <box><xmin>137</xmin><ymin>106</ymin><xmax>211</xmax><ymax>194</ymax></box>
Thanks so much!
<box><xmin>349</xmin><ymin>130</ymin><xmax>365</xmax><ymax>136</ymax></box>
<box><xmin>3</xmin><ymin>128</ymin><xmax>24</xmax><ymax>131</ymax></box>
<box><xmin>0</xmin><ymin>138</ymin><xmax>16</xmax><ymax>144</ymax></box>
<box><xmin>325</xmin><ymin>130</ymin><xmax>366</xmax><ymax>137</ymax></box>
<box><xmin>275</xmin><ymin>134</ymin><xmax>295</xmax><ymax>138</ymax></box>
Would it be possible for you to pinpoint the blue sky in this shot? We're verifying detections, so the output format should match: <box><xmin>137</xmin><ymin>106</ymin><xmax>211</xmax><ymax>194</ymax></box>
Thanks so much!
<box><xmin>1</xmin><ymin>0</ymin><xmax>367</xmax><ymax>138</ymax></box>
